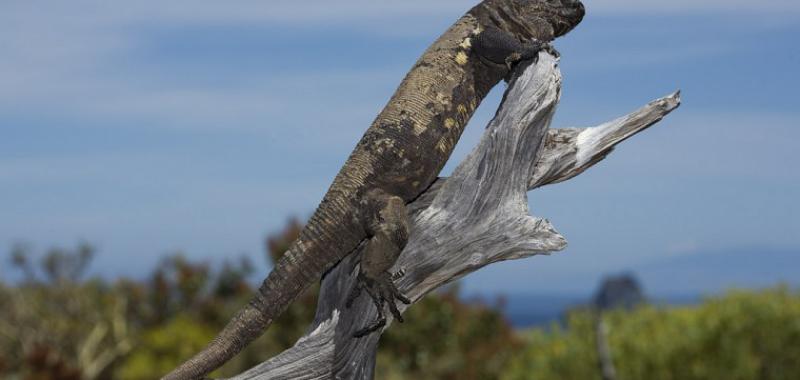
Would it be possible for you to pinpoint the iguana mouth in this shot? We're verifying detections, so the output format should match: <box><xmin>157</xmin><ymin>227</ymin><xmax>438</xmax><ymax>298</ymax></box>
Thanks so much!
<box><xmin>550</xmin><ymin>0</ymin><xmax>585</xmax><ymax>36</ymax></box>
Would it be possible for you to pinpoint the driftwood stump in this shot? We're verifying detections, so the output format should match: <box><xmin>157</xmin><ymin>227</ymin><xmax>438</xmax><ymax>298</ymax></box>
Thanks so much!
<box><xmin>227</xmin><ymin>53</ymin><xmax>680</xmax><ymax>379</ymax></box>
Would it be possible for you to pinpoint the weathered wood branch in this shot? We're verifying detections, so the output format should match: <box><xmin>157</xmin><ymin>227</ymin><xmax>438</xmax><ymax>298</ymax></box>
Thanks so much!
<box><xmin>530</xmin><ymin>90</ymin><xmax>680</xmax><ymax>188</ymax></box>
<box><xmin>595</xmin><ymin>313</ymin><xmax>618</xmax><ymax>380</ymax></box>
<box><xmin>226</xmin><ymin>54</ymin><xmax>680</xmax><ymax>380</ymax></box>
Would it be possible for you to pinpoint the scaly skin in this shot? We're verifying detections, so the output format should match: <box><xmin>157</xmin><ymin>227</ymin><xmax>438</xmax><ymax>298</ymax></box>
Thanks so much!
<box><xmin>164</xmin><ymin>1</ymin><xmax>584</xmax><ymax>379</ymax></box>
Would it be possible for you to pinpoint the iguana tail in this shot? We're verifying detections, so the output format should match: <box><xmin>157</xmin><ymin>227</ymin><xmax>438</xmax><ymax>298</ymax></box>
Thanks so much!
<box><xmin>161</xmin><ymin>238</ymin><xmax>331</xmax><ymax>380</ymax></box>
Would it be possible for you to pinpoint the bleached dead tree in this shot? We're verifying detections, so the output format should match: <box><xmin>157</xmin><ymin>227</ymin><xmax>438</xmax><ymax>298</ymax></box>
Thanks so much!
<box><xmin>226</xmin><ymin>53</ymin><xmax>680</xmax><ymax>379</ymax></box>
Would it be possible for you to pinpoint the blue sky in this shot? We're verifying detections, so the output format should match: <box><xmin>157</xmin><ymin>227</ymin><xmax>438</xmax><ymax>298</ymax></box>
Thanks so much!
<box><xmin>1</xmin><ymin>1</ymin><xmax>798</xmax><ymax>295</ymax></box>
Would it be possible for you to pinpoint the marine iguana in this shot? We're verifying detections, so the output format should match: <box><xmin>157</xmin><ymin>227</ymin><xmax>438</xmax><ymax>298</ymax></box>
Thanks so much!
<box><xmin>164</xmin><ymin>1</ymin><xmax>584</xmax><ymax>378</ymax></box>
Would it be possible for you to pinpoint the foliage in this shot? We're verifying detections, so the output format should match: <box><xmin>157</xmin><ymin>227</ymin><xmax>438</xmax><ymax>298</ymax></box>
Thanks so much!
<box><xmin>1</xmin><ymin>219</ymin><xmax>517</xmax><ymax>380</ymax></box>
<box><xmin>4</xmin><ymin>222</ymin><xmax>798</xmax><ymax>380</ymax></box>
<box><xmin>0</xmin><ymin>243</ymin><xmax>131</xmax><ymax>380</ymax></box>
<box><xmin>377</xmin><ymin>287</ymin><xmax>521</xmax><ymax>380</ymax></box>
<box><xmin>503</xmin><ymin>287</ymin><xmax>800</xmax><ymax>380</ymax></box>
<box><xmin>116</xmin><ymin>315</ymin><xmax>215</xmax><ymax>380</ymax></box>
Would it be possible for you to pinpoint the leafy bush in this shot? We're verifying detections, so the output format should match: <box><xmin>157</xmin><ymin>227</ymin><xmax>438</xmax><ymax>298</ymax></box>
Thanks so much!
<box><xmin>1</xmin><ymin>220</ymin><xmax>517</xmax><ymax>380</ymax></box>
<box><xmin>5</xmin><ymin>223</ymin><xmax>797</xmax><ymax>379</ymax></box>
<box><xmin>504</xmin><ymin>288</ymin><xmax>800</xmax><ymax>380</ymax></box>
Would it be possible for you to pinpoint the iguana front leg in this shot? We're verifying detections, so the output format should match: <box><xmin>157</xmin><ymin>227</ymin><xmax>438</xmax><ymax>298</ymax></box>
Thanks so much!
<box><xmin>473</xmin><ymin>26</ymin><xmax>559</xmax><ymax>71</ymax></box>
<box><xmin>347</xmin><ymin>189</ymin><xmax>411</xmax><ymax>337</ymax></box>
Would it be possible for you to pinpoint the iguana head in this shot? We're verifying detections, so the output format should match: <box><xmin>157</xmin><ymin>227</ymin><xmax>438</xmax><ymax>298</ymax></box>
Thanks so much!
<box><xmin>503</xmin><ymin>0</ymin><xmax>585</xmax><ymax>40</ymax></box>
<box><xmin>521</xmin><ymin>0</ymin><xmax>585</xmax><ymax>37</ymax></box>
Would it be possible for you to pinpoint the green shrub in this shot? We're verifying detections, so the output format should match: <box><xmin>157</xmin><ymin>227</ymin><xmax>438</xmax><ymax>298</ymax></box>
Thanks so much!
<box><xmin>504</xmin><ymin>288</ymin><xmax>800</xmax><ymax>380</ymax></box>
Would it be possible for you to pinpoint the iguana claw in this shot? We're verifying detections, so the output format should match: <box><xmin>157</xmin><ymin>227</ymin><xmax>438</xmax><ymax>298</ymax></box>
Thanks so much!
<box><xmin>348</xmin><ymin>269</ymin><xmax>410</xmax><ymax>338</ymax></box>
<box><xmin>541</xmin><ymin>42</ymin><xmax>560</xmax><ymax>58</ymax></box>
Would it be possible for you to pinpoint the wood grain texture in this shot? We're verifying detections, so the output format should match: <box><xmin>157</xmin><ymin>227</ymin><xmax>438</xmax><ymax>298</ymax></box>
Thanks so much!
<box><xmin>224</xmin><ymin>53</ymin><xmax>680</xmax><ymax>380</ymax></box>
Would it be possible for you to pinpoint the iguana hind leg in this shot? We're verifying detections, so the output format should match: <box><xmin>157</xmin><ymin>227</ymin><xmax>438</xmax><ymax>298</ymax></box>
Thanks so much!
<box><xmin>349</xmin><ymin>189</ymin><xmax>411</xmax><ymax>337</ymax></box>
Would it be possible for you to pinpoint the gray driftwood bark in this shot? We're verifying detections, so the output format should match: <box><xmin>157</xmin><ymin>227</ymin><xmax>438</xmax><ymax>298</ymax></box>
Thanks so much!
<box><xmin>226</xmin><ymin>53</ymin><xmax>680</xmax><ymax>379</ymax></box>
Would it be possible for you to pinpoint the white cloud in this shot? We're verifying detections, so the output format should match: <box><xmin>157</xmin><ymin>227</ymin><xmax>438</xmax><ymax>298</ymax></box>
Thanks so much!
<box><xmin>1</xmin><ymin>0</ymin><xmax>797</xmax><ymax>133</ymax></box>
<box><xmin>591</xmin><ymin>0</ymin><xmax>799</xmax><ymax>13</ymax></box>
<box><xmin>4</xmin><ymin>1</ymin><xmax>798</xmax><ymax>29</ymax></box>
<box><xmin>567</xmin><ymin>42</ymin><xmax>738</xmax><ymax>72</ymax></box>
<box><xmin>0</xmin><ymin>1</ymin><xmax>415</xmax><ymax>132</ymax></box>
<box><xmin>666</xmin><ymin>240</ymin><xmax>700</xmax><ymax>255</ymax></box>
